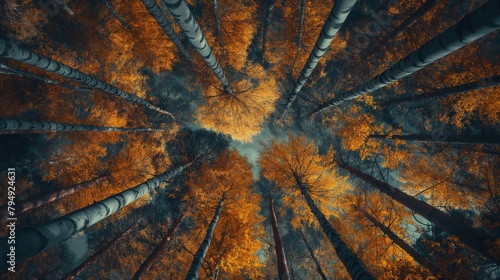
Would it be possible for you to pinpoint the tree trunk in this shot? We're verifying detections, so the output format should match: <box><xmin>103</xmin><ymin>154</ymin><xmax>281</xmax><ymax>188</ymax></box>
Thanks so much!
<box><xmin>353</xmin><ymin>205</ymin><xmax>444</xmax><ymax>278</ymax></box>
<box><xmin>140</xmin><ymin>0</ymin><xmax>192</xmax><ymax>62</ymax></box>
<box><xmin>100</xmin><ymin>0</ymin><xmax>131</xmax><ymax>30</ymax></box>
<box><xmin>62</xmin><ymin>219</ymin><xmax>142</xmax><ymax>280</ymax></box>
<box><xmin>0</xmin><ymin>38</ymin><xmax>174</xmax><ymax>118</ymax></box>
<box><xmin>293</xmin><ymin>176</ymin><xmax>374</xmax><ymax>280</ymax></box>
<box><xmin>0</xmin><ymin>118</ymin><xmax>165</xmax><ymax>134</ymax></box>
<box><xmin>381</xmin><ymin>75</ymin><xmax>500</xmax><ymax>107</ymax></box>
<box><xmin>0</xmin><ymin>64</ymin><xmax>92</xmax><ymax>93</ymax></box>
<box><xmin>261</xmin><ymin>0</ymin><xmax>276</xmax><ymax>64</ymax></box>
<box><xmin>270</xmin><ymin>199</ymin><xmax>290</xmax><ymax>280</ymax></box>
<box><xmin>369</xmin><ymin>134</ymin><xmax>500</xmax><ymax>145</ymax></box>
<box><xmin>163</xmin><ymin>0</ymin><xmax>233</xmax><ymax>94</ymax></box>
<box><xmin>277</xmin><ymin>0</ymin><xmax>357</xmax><ymax>121</ymax></box>
<box><xmin>132</xmin><ymin>214</ymin><xmax>184</xmax><ymax>280</ymax></box>
<box><xmin>337</xmin><ymin>161</ymin><xmax>500</xmax><ymax>264</ymax></box>
<box><xmin>297</xmin><ymin>0</ymin><xmax>307</xmax><ymax>51</ymax></box>
<box><xmin>213</xmin><ymin>0</ymin><xmax>221</xmax><ymax>39</ymax></box>
<box><xmin>389</xmin><ymin>0</ymin><xmax>439</xmax><ymax>38</ymax></box>
<box><xmin>0</xmin><ymin>163</ymin><xmax>190</xmax><ymax>272</ymax></box>
<box><xmin>185</xmin><ymin>192</ymin><xmax>226</xmax><ymax>280</ymax></box>
<box><xmin>299</xmin><ymin>230</ymin><xmax>328</xmax><ymax>280</ymax></box>
<box><xmin>312</xmin><ymin>0</ymin><xmax>500</xmax><ymax>114</ymax></box>
<box><xmin>0</xmin><ymin>175</ymin><xmax>110</xmax><ymax>221</ymax></box>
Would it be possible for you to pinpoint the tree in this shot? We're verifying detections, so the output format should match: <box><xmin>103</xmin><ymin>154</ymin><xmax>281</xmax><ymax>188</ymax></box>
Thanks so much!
<box><xmin>297</xmin><ymin>0</ymin><xmax>307</xmax><ymax>51</ymax></box>
<box><xmin>260</xmin><ymin>135</ymin><xmax>375</xmax><ymax>279</ymax></box>
<box><xmin>0</xmin><ymin>118</ymin><xmax>165</xmax><ymax>134</ymax></box>
<box><xmin>381</xmin><ymin>75</ymin><xmax>500</xmax><ymax>107</ymax></box>
<box><xmin>261</xmin><ymin>0</ymin><xmax>277</xmax><ymax>64</ymax></box>
<box><xmin>0</xmin><ymin>38</ymin><xmax>174</xmax><ymax>118</ymax></box>
<box><xmin>276</xmin><ymin>0</ymin><xmax>357</xmax><ymax>121</ymax></box>
<box><xmin>100</xmin><ymin>0</ymin><xmax>131</xmax><ymax>30</ymax></box>
<box><xmin>0</xmin><ymin>163</ymin><xmax>189</xmax><ymax>272</ymax></box>
<box><xmin>140</xmin><ymin>0</ymin><xmax>192</xmax><ymax>62</ymax></box>
<box><xmin>132</xmin><ymin>214</ymin><xmax>184</xmax><ymax>280</ymax></box>
<box><xmin>163</xmin><ymin>0</ymin><xmax>233</xmax><ymax>94</ymax></box>
<box><xmin>0</xmin><ymin>175</ymin><xmax>110</xmax><ymax>220</ymax></box>
<box><xmin>369</xmin><ymin>133</ymin><xmax>500</xmax><ymax>145</ymax></box>
<box><xmin>270</xmin><ymin>198</ymin><xmax>290</xmax><ymax>280</ymax></box>
<box><xmin>352</xmin><ymin>204</ymin><xmax>443</xmax><ymax>278</ymax></box>
<box><xmin>388</xmin><ymin>0</ymin><xmax>439</xmax><ymax>39</ymax></box>
<box><xmin>185</xmin><ymin>192</ymin><xmax>226</xmax><ymax>280</ymax></box>
<box><xmin>336</xmin><ymin>160</ymin><xmax>500</xmax><ymax>264</ymax></box>
<box><xmin>311</xmin><ymin>0</ymin><xmax>500</xmax><ymax>114</ymax></box>
<box><xmin>212</xmin><ymin>0</ymin><xmax>222</xmax><ymax>39</ymax></box>
<box><xmin>298</xmin><ymin>229</ymin><xmax>328</xmax><ymax>280</ymax></box>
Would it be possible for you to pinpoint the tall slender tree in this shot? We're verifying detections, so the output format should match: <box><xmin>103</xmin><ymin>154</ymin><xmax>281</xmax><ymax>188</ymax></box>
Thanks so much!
<box><xmin>100</xmin><ymin>0</ymin><xmax>131</xmax><ymax>29</ymax></box>
<box><xmin>185</xmin><ymin>192</ymin><xmax>226</xmax><ymax>280</ymax></box>
<box><xmin>352</xmin><ymin>204</ymin><xmax>444</xmax><ymax>278</ymax></box>
<box><xmin>0</xmin><ymin>118</ymin><xmax>165</xmax><ymax>134</ymax></box>
<box><xmin>337</xmin><ymin>160</ymin><xmax>500</xmax><ymax>264</ymax></box>
<box><xmin>0</xmin><ymin>175</ymin><xmax>110</xmax><ymax>220</ymax></box>
<box><xmin>369</xmin><ymin>133</ymin><xmax>500</xmax><ymax>145</ymax></box>
<box><xmin>0</xmin><ymin>163</ymin><xmax>190</xmax><ymax>272</ymax></box>
<box><xmin>311</xmin><ymin>0</ymin><xmax>500</xmax><ymax>114</ymax></box>
<box><xmin>212</xmin><ymin>0</ymin><xmax>222</xmax><ymax>39</ymax></box>
<box><xmin>277</xmin><ymin>0</ymin><xmax>357</xmax><ymax>121</ymax></box>
<box><xmin>270</xmin><ymin>198</ymin><xmax>290</xmax><ymax>280</ymax></box>
<box><xmin>140</xmin><ymin>0</ymin><xmax>192</xmax><ymax>61</ymax></box>
<box><xmin>0</xmin><ymin>38</ymin><xmax>174</xmax><ymax>118</ymax></box>
<box><xmin>163</xmin><ymin>0</ymin><xmax>233</xmax><ymax>94</ymax></box>
<box><xmin>297</xmin><ymin>0</ymin><xmax>307</xmax><ymax>51</ymax></box>
<box><xmin>389</xmin><ymin>0</ymin><xmax>439</xmax><ymax>38</ymax></box>
<box><xmin>299</xmin><ymin>229</ymin><xmax>328</xmax><ymax>280</ymax></box>
<box><xmin>261</xmin><ymin>0</ymin><xmax>277</xmax><ymax>64</ymax></box>
<box><xmin>381</xmin><ymin>75</ymin><xmax>500</xmax><ymax>107</ymax></box>
<box><xmin>132</xmin><ymin>214</ymin><xmax>184</xmax><ymax>280</ymax></box>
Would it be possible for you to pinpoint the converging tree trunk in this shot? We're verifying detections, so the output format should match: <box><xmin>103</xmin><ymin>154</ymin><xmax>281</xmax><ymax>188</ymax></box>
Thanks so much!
<box><xmin>62</xmin><ymin>219</ymin><xmax>143</xmax><ymax>280</ymax></box>
<box><xmin>132</xmin><ymin>214</ymin><xmax>184</xmax><ymax>280</ymax></box>
<box><xmin>293</xmin><ymin>175</ymin><xmax>375</xmax><ymax>280</ymax></box>
<box><xmin>0</xmin><ymin>64</ymin><xmax>92</xmax><ymax>93</ymax></box>
<box><xmin>0</xmin><ymin>175</ymin><xmax>110</xmax><ymax>220</ymax></box>
<box><xmin>311</xmin><ymin>0</ymin><xmax>500</xmax><ymax>114</ymax></box>
<box><xmin>261</xmin><ymin>0</ymin><xmax>276</xmax><ymax>64</ymax></box>
<box><xmin>270</xmin><ymin>199</ymin><xmax>290</xmax><ymax>280</ymax></box>
<box><xmin>389</xmin><ymin>0</ymin><xmax>439</xmax><ymax>38</ymax></box>
<box><xmin>185</xmin><ymin>192</ymin><xmax>226</xmax><ymax>280</ymax></box>
<box><xmin>297</xmin><ymin>0</ymin><xmax>307</xmax><ymax>51</ymax></box>
<box><xmin>140</xmin><ymin>0</ymin><xmax>192</xmax><ymax>61</ymax></box>
<box><xmin>0</xmin><ymin>163</ymin><xmax>190</xmax><ymax>272</ymax></box>
<box><xmin>0</xmin><ymin>38</ymin><xmax>174</xmax><ymax>118</ymax></box>
<box><xmin>0</xmin><ymin>118</ymin><xmax>165</xmax><ymax>134</ymax></box>
<box><xmin>100</xmin><ymin>0</ymin><xmax>131</xmax><ymax>29</ymax></box>
<box><xmin>212</xmin><ymin>0</ymin><xmax>222</xmax><ymax>39</ymax></box>
<box><xmin>337</xmin><ymin>161</ymin><xmax>500</xmax><ymax>265</ymax></box>
<box><xmin>163</xmin><ymin>0</ymin><xmax>233</xmax><ymax>94</ymax></box>
<box><xmin>369</xmin><ymin>134</ymin><xmax>500</xmax><ymax>145</ymax></box>
<box><xmin>352</xmin><ymin>205</ymin><xmax>444</xmax><ymax>278</ymax></box>
<box><xmin>299</xmin><ymin>230</ymin><xmax>328</xmax><ymax>280</ymax></box>
<box><xmin>381</xmin><ymin>75</ymin><xmax>500</xmax><ymax>107</ymax></box>
<box><xmin>277</xmin><ymin>0</ymin><xmax>357</xmax><ymax>121</ymax></box>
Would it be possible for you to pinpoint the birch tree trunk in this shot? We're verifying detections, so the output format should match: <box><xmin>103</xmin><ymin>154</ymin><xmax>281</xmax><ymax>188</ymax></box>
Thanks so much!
<box><xmin>270</xmin><ymin>199</ymin><xmax>290</xmax><ymax>280</ymax></box>
<box><xmin>100</xmin><ymin>0</ymin><xmax>131</xmax><ymax>30</ymax></box>
<box><xmin>0</xmin><ymin>38</ymin><xmax>174</xmax><ymax>118</ymax></box>
<box><xmin>293</xmin><ymin>176</ymin><xmax>375</xmax><ymax>280</ymax></box>
<box><xmin>277</xmin><ymin>0</ymin><xmax>357</xmax><ymax>121</ymax></box>
<box><xmin>337</xmin><ymin>161</ymin><xmax>500</xmax><ymax>265</ymax></box>
<box><xmin>132</xmin><ymin>214</ymin><xmax>184</xmax><ymax>280</ymax></box>
<box><xmin>0</xmin><ymin>64</ymin><xmax>92</xmax><ymax>93</ymax></box>
<box><xmin>381</xmin><ymin>75</ymin><xmax>500</xmax><ymax>107</ymax></box>
<box><xmin>0</xmin><ymin>175</ymin><xmax>110</xmax><ymax>220</ymax></box>
<box><xmin>297</xmin><ymin>0</ymin><xmax>307</xmax><ymax>51</ymax></box>
<box><xmin>140</xmin><ymin>0</ymin><xmax>192</xmax><ymax>62</ymax></box>
<box><xmin>0</xmin><ymin>163</ymin><xmax>190</xmax><ymax>272</ymax></box>
<box><xmin>163</xmin><ymin>0</ymin><xmax>233</xmax><ymax>94</ymax></box>
<box><xmin>185</xmin><ymin>192</ymin><xmax>226</xmax><ymax>280</ymax></box>
<box><xmin>299</xmin><ymin>230</ymin><xmax>328</xmax><ymax>280</ymax></box>
<box><xmin>389</xmin><ymin>0</ymin><xmax>439</xmax><ymax>38</ymax></box>
<box><xmin>312</xmin><ymin>0</ymin><xmax>500</xmax><ymax>114</ymax></box>
<box><xmin>213</xmin><ymin>0</ymin><xmax>221</xmax><ymax>39</ymax></box>
<box><xmin>0</xmin><ymin>118</ymin><xmax>165</xmax><ymax>134</ymax></box>
<box><xmin>369</xmin><ymin>134</ymin><xmax>500</xmax><ymax>145</ymax></box>
<box><xmin>353</xmin><ymin>205</ymin><xmax>444</xmax><ymax>278</ymax></box>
